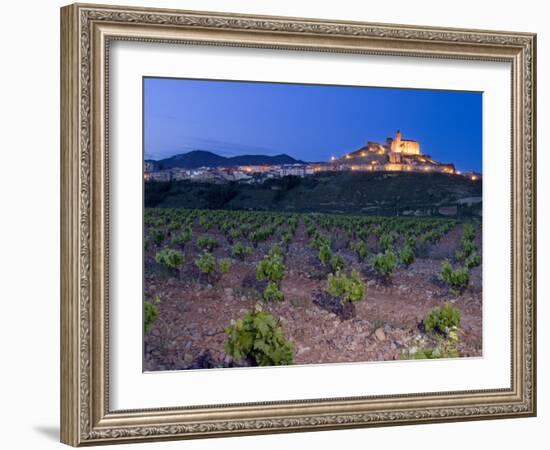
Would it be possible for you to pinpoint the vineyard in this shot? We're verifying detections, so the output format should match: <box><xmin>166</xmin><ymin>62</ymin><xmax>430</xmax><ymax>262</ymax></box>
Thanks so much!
<box><xmin>143</xmin><ymin>208</ymin><xmax>482</xmax><ymax>370</ymax></box>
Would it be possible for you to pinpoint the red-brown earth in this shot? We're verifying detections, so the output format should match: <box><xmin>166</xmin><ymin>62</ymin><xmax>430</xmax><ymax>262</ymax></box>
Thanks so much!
<box><xmin>143</xmin><ymin>220</ymin><xmax>482</xmax><ymax>371</ymax></box>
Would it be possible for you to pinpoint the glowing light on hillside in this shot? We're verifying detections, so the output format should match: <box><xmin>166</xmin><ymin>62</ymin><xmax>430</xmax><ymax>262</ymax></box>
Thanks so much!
<box><xmin>471</xmin><ymin>175</ymin><xmax>478</xmax><ymax>181</ymax></box>
<box><xmin>330</xmin><ymin>156</ymin><xmax>336</xmax><ymax>161</ymax></box>
<box><xmin>386</xmin><ymin>164</ymin><xmax>401</xmax><ymax>171</ymax></box>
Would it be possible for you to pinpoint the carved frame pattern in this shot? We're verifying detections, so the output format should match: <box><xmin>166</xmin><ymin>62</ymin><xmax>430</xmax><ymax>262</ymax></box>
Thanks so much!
<box><xmin>60</xmin><ymin>3</ymin><xmax>536</xmax><ymax>446</ymax></box>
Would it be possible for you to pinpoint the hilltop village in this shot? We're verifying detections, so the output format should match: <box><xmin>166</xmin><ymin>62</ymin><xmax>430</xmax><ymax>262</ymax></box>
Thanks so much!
<box><xmin>144</xmin><ymin>131</ymin><xmax>481</xmax><ymax>184</ymax></box>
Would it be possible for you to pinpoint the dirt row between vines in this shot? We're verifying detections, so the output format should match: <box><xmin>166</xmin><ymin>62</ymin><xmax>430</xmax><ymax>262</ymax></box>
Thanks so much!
<box><xmin>143</xmin><ymin>222</ymin><xmax>482</xmax><ymax>371</ymax></box>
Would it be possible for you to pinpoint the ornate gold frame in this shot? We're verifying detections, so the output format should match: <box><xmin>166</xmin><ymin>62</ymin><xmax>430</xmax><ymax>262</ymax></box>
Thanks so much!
<box><xmin>60</xmin><ymin>3</ymin><xmax>536</xmax><ymax>446</ymax></box>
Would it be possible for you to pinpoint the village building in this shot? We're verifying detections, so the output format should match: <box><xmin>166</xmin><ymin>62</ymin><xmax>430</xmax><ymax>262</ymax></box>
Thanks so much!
<box><xmin>144</xmin><ymin>160</ymin><xmax>156</xmax><ymax>173</ymax></box>
<box><xmin>390</xmin><ymin>130</ymin><xmax>421</xmax><ymax>156</ymax></box>
<box><xmin>337</xmin><ymin>130</ymin><xmax>456</xmax><ymax>175</ymax></box>
<box><xmin>144</xmin><ymin>131</ymin><xmax>478</xmax><ymax>183</ymax></box>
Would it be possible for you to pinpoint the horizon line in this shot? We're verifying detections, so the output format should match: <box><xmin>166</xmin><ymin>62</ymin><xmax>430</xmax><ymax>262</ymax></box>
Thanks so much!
<box><xmin>145</xmin><ymin>148</ymin><xmax>482</xmax><ymax>174</ymax></box>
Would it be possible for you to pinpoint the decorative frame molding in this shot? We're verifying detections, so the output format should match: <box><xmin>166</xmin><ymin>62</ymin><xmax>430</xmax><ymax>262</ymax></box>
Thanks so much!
<box><xmin>60</xmin><ymin>3</ymin><xmax>536</xmax><ymax>446</ymax></box>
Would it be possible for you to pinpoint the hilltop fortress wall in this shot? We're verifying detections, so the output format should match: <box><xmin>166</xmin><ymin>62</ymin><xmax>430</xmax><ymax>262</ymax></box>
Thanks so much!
<box><xmin>390</xmin><ymin>130</ymin><xmax>421</xmax><ymax>156</ymax></box>
<box><xmin>338</xmin><ymin>130</ymin><xmax>456</xmax><ymax>175</ymax></box>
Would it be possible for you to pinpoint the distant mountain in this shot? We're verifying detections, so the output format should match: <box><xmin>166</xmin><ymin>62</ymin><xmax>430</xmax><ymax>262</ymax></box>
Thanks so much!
<box><xmin>154</xmin><ymin>150</ymin><xmax>305</xmax><ymax>170</ymax></box>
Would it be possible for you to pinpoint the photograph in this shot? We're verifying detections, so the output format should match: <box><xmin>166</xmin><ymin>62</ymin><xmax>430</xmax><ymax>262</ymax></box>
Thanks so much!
<box><xmin>56</xmin><ymin>2</ymin><xmax>537</xmax><ymax>446</ymax></box>
<box><xmin>142</xmin><ymin>78</ymin><xmax>483</xmax><ymax>371</ymax></box>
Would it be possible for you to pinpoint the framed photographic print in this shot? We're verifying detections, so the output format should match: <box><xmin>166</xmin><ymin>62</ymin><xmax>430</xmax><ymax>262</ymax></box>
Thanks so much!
<box><xmin>60</xmin><ymin>3</ymin><xmax>537</xmax><ymax>446</ymax></box>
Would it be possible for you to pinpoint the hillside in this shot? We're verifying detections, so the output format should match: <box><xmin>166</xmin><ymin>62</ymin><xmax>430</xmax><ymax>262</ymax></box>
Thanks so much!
<box><xmin>145</xmin><ymin>171</ymin><xmax>482</xmax><ymax>217</ymax></box>
<box><xmin>152</xmin><ymin>150</ymin><xmax>305</xmax><ymax>170</ymax></box>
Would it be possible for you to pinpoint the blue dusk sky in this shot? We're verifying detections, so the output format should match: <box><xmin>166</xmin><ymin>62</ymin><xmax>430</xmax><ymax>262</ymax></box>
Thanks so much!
<box><xmin>144</xmin><ymin>77</ymin><xmax>482</xmax><ymax>173</ymax></box>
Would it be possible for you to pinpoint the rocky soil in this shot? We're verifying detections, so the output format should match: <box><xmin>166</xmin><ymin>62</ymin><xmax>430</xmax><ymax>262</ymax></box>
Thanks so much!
<box><xmin>144</xmin><ymin>223</ymin><xmax>482</xmax><ymax>371</ymax></box>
